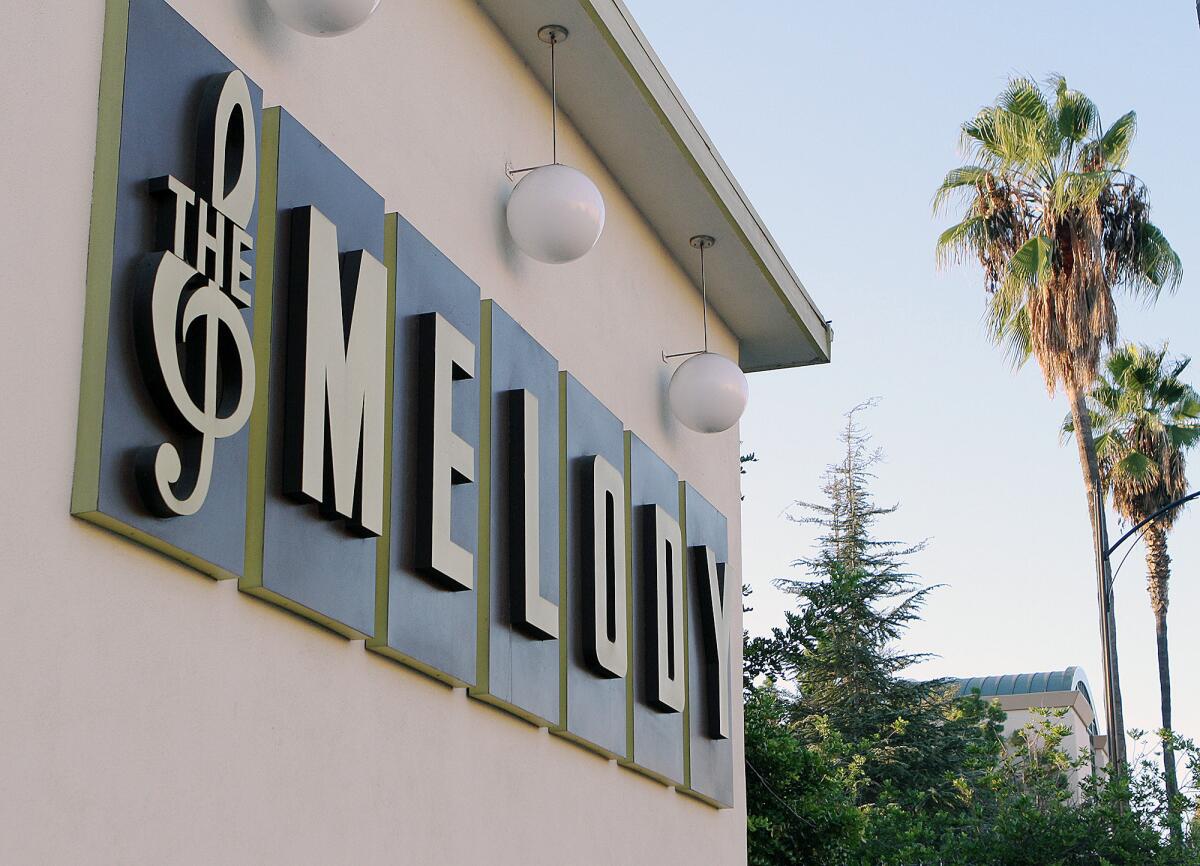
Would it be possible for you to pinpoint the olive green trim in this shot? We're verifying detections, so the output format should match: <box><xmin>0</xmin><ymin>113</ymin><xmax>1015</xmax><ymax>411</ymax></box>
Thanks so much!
<box><xmin>470</xmin><ymin>300</ymin><xmax>494</xmax><ymax>698</ymax></box>
<box><xmin>75</xmin><ymin>511</ymin><xmax>236</xmax><ymax>581</ymax></box>
<box><xmin>240</xmin><ymin>585</ymin><xmax>368</xmax><ymax>640</ymax></box>
<box><xmin>71</xmin><ymin>0</ymin><xmax>130</xmax><ymax>516</ymax></box>
<box><xmin>469</xmin><ymin>691</ymin><xmax>557</xmax><ymax>730</ymax></box>
<box><xmin>240</xmin><ymin>106</ymin><xmax>280</xmax><ymax>592</ymax></box>
<box><xmin>575</xmin><ymin>1</ymin><xmax>829</xmax><ymax>368</ymax></box>
<box><xmin>623</xmin><ymin>430</ymin><xmax>635</xmax><ymax>762</ymax></box>
<box><xmin>676</xmin><ymin>784</ymin><xmax>730</xmax><ymax>810</ymax></box>
<box><xmin>679</xmin><ymin>480</ymin><xmax>692</xmax><ymax>789</ymax></box>
<box><xmin>550</xmin><ymin>727</ymin><xmax>626</xmax><ymax>762</ymax></box>
<box><xmin>621</xmin><ymin>759</ymin><xmax>681</xmax><ymax>788</ymax></box>
<box><xmin>557</xmin><ymin>371</ymin><xmax>568</xmax><ymax>729</ymax></box>
<box><xmin>372</xmin><ymin>213</ymin><xmax>400</xmax><ymax>645</ymax></box>
<box><xmin>369</xmin><ymin>644</ymin><xmax>469</xmax><ymax>689</ymax></box>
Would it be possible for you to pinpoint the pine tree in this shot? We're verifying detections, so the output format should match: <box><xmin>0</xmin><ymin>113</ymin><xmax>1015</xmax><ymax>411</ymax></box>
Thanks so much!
<box><xmin>770</xmin><ymin>402</ymin><xmax>1001</xmax><ymax>810</ymax></box>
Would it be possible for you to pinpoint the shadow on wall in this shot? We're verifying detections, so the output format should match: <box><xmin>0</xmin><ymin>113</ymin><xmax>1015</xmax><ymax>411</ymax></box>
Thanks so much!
<box><xmin>493</xmin><ymin>175</ymin><xmax>527</xmax><ymax>276</ymax></box>
<box><xmin>657</xmin><ymin>361</ymin><xmax>676</xmax><ymax>434</ymax></box>
<box><xmin>241</xmin><ymin>0</ymin><xmax>295</xmax><ymax>53</ymax></box>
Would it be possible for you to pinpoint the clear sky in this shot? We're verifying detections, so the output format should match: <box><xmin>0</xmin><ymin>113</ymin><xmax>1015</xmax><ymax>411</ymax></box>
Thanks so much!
<box><xmin>625</xmin><ymin>1</ymin><xmax>1200</xmax><ymax>751</ymax></box>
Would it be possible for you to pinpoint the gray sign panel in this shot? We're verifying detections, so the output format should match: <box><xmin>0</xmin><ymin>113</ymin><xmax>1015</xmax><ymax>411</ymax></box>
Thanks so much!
<box><xmin>471</xmin><ymin>303</ymin><xmax>560</xmax><ymax>725</ymax></box>
<box><xmin>368</xmin><ymin>215</ymin><xmax>479</xmax><ymax>686</ymax></box>
<box><xmin>556</xmin><ymin>374</ymin><xmax>630</xmax><ymax>759</ymax></box>
<box><xmin>75</xmin><ymin>0</ymin><xmax>262</xmax><ymax>579</ymax></box>
<box><xmin>682</xmin><ymin>483</ymin><xmax>734</xmax><ymax>807</ymax></box>
<box><xmin>625</xmin><ymin>434</ymin><xmax>686</xmax><ymax>786</ymax></box>
<box><xmin>244</xmin><ymin>108</ymin><xmax>384</xmax><ymax>637</ymax></box>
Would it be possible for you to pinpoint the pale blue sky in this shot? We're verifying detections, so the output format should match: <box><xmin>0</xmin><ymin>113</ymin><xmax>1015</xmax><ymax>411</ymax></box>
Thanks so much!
<box><xmin>626</xmin><ymin>1</ymin><xmax>1200</xmax><ymax>748</ymax></box>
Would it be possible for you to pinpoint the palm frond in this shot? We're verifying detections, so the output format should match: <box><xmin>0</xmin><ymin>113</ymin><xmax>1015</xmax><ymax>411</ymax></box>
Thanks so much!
<box><xmin>935</xmin><ymin>216</ymin><xmax>987</xmax><ymax>269</ymax></box>
<box><xmin>1055</xmin><ymin>170</ymin><xmax>1108</xmax><ymax>211</ymax></box>
<box><xmin>961</xmin><ymin>110</ymin><xmax>1003</xmax><ymax>161</ymax></box>
<box><xmin>1105</xmin><ymin>349</ymin><xmax>1135</xmax><ymax>382</ymax></box>
<box><xmin>979</xmin><ymin>237</ymin><xmax>1052</xmax><ymax>371</ymax></box>
<box><xmin>1125</xmin><ymin>221</ymin><xmax>1183</xmax><ymax>299</ymax></box>
<box><xmin>1006</xmin><ymin>234</ymin><xmax>1054</xmax><ymax>286</ymax></box>
<box><xmin>1114</xmin><ymin>450</ymin><xmax>1157</xmax><ymax>483</ymax></box>
<box><xmin>997</xmin><ymin>304</ymin><xmax>1032</xmax><ymax>369</ymax></box>
<box><xmin>932</xmin><ymin>166</ymin><xmax>993</xmax><ymax>215</ymax></box>
<box><xmin>1000</xmin><ymin>76</ymin><xmax>1051</xmax><ymax>125</ymax></box>
<box><xmin>1090</xmin><ymin>382</ymin><xmax>1122</xmax><ymax>413</ymax></box>
<box><xmin>1083</xmin><ymin>110</ymin><xmax>1137</xmax><ymax>169</ymax></box>
<box><xmin>1167</xmin><ymin>355</ymin><xmax>1191</xmax><ymax>376</ymax></box>
<box><xmin>1173</xmin><ymin>396</ymin><xmax>1200</xmax><ymax>421</ymax></box>
<box><xmin>1051</xmin><ymin>75</ymin><xmax>1099</xmax><ymax>145</ymax></box>
<box><xmin>1168</xmin><ymin>425</ymin><xmax>1200</xmax><ymax>449</ymax></box>
<box><xmin>1091</xmin><ymin>429</ymin><xmax>1117</xmax><ymax>460</ymax></box>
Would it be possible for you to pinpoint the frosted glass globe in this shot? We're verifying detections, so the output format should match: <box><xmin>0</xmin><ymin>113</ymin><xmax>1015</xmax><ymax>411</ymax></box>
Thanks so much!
<box><xmin>668</xmin><ymin>352</ymin><xmax>749</xmax><ymax>434</ymax></box>
<box><xmin>506</xmin><ymin>164</ymin><xmax>605</xmax><ymax>264</ymax></box>
<box><xmin>266</xmin><ymin>0</ymin><xmax>381</xmax><ymax>37</ymax></box>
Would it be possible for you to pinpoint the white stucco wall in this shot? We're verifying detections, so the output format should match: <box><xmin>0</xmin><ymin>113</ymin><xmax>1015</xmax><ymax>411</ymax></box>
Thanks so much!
<box><xmin>0</xmin><ymin>1</ymin><xmax>748</xmax><ymax>863</ymax></box>
<box><xmin>994</xmin><ymin>691</ymin><xmax>1102</xmax><ymax>797</ymax></box>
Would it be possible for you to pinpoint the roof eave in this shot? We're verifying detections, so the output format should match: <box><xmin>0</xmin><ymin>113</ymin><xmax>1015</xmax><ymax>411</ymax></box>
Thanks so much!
<box><xmin>476</xmin><ymin>0</ymin><xmax>832</xmax><ymax>371</ymax></box>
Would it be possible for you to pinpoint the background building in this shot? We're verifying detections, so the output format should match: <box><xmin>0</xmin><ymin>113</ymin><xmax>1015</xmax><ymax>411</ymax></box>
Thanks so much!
<box><xmin>958</xmin><ymin>666</ymin><xmax>1110</xmax><ymax>793</ymax></box>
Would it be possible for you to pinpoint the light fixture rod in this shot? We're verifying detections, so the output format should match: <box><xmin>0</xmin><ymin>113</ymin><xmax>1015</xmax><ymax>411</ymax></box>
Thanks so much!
<box><xmin>551</xmin><ymin>37</ymin><xmax>558</xmax><ymax>163</ymax></box>
<box><xmin>507</xmin><ymin>162</ymin><xmax>554</xmax><ymax>176</ymax></box>
<box><xmin>690</xmin><ymin>235</ymin><xmax>716</xmax><ymax>353</ymax></box>
<box><xmin>537</xmin><ymin>25</ymin><xmax>569</xmax><ymax>166</ymax></box>
<box><xmin>662</xmin><ymin>235</ymin><xmax>717</xmax><ymax>364</ymax></box>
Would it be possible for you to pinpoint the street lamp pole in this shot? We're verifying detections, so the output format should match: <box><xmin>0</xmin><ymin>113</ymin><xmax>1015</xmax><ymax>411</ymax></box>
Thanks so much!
<box><xmin>1098</xmin><ymin>489</ymin><xmax>1199</xmax><ymax>772</ymax></box>
<box><xmin>1094</xmin><ymin>494</ymin><xmax>1125</xmax><ymax>770</ymax></box>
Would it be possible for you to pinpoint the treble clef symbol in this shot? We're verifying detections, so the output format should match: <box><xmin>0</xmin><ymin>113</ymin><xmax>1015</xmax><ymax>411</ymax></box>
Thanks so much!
<box><xmin>132</xmin><ymin>69</ymin><xmax>258</xmax><ymax>518</ymax></box>
<box><xmin>134</xmin><ymin>254</ymin><xmax>255</xmax><ymax>516</ymax></box>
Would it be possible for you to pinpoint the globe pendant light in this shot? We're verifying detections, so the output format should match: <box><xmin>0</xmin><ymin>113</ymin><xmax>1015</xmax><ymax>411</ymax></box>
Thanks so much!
<box><xmin>665</xmin><ymin>236</ymin><xmax>749</xmax><ymax>434</ymax></box>
<box><xmin>266</xmin><ymin>0</ymin><xmax>380</xmax><ymax>37</ymax></box>
<box><xmin>505</xmin><ymin>26</ymin><xmax>605</xmax><ymax>264</ymax></box>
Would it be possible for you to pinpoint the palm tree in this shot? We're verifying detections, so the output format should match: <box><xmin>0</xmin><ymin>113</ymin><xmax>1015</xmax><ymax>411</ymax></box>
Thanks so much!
<box><xmin>1070</xmin><ymin>343</ymin><xmax>1200</xmax><ymax>830</ymax></box>
<box><xmin>934</xmin><ymin>76</ymin><xmax>1183</xmax><ymax>767</ymax></box>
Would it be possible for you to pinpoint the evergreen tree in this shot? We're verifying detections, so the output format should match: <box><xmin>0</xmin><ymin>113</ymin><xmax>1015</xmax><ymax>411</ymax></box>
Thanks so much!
<box><xmin>770</xmin><ymin>403</ymin><xmax>1002</xmax><ymax>811</ymax></box>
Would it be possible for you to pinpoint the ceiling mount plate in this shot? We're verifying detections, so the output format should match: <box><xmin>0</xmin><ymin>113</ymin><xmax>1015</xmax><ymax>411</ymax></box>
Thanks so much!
<box><xmin>537</xmin><ymin>24</ymin><xmax>569</xmax><ymax>44</ymax></box>
<box><xmin>689</xmin><ymin>235</ymin><xmax>716</xmax><ymax>250</ymax></box>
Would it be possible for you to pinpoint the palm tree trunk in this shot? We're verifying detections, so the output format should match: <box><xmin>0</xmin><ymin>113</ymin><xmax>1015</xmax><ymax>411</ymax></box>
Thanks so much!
<box><xmin>1065</xmin><ymin>382</ymin><xmax>1126</xmax><ymax>769</ymax></box>
<box><xmin>1144</xmin><ymin>522</ymin><xmax>1180</xmax><ymax>841</ymax></box>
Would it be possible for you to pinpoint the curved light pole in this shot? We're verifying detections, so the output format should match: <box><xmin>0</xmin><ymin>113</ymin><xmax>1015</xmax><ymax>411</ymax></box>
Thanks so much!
<box><xmin>1107</xmin><ymin>491</ymin><xmax>1200</xmax><ymax>561</ymax></box>
<box><xmin>1097</xmin><ymin>489</ymin><xmax>1198</xmax><ymax>772</ymax></box>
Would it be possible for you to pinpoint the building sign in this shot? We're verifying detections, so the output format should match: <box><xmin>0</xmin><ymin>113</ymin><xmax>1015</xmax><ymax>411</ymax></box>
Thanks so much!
<box><xmin>71</xmin><ymin>0</ymin><xmax>733</xmax><ymax>808</ymax></box>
